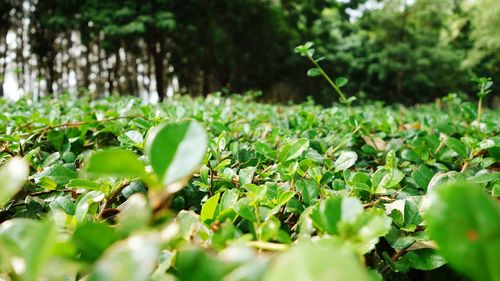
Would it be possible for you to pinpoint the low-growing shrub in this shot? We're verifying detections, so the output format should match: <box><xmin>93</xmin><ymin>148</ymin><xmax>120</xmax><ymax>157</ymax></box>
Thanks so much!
<box><xmin>0</xmin><ymin>94</ymin><xmax>498</xmax><ymax>280</ymax></box>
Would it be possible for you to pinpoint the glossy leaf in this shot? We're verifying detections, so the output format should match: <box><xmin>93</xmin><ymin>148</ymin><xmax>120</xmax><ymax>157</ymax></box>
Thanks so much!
<box><xmin>145</xmin><ymin>121</ymin><xmax>207</xmax><ymax>185</ymax></box>
<box><xmin>336</xmin><ymin>77</ymin><xmax>349</xmax><ymax>87</ymax></box>
<box><xmin>263</xmin><ymin>237</ymin><xmax>371</xmax><ymax>281</ymax></box>
<box><xmin>279</xmin><ymin>138</ymin><xmax>309</xmax><ymax>162</ymax></box>
<box><xmin>334</xmin><ymin>151</ymin><xmax>357</xmax><ymax>172</ymax></box>
<box><xmin>424</xmin><ymin>183</ymin><xmax>500</xmax><ymax>281</ymax></box>
<box><xmin>307</xmin><ymin>68</ymin><xmax>321</xmax><ymax>77</ymax></box>
<box><xmin>84</xmin><ymin>149</ymin><xmax>147</xmax><ymax>179</ymax></box>
<box><xmin>89</xmin><ymin>234</ymin><xmax>159</xmax><ymax>281</ymax></box>
<box><xmin>445</xmin><ymin>137</ymin><xmax>468</xmax><ymax>158</ymax></box>
<box><xmin>0</xmin><ymin>157</ymin><xmax>29</xmax><ymax>208</ymax></box>
<box><xmin>200</xmin><ymin>192</ymin><xmax>221</xmax><ymax>223</ymax></box>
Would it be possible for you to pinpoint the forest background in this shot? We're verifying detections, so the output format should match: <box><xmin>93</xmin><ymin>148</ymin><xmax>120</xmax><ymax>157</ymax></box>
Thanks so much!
<box><xmin>0</xmin><ymin>0</ymin><xmax>499</xmax><ymax>104</ymax></box>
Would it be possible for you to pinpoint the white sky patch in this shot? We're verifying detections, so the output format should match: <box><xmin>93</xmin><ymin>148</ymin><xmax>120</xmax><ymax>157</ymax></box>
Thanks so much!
<box><xmin>4</xmin><ymin>30</ymin><xmax>20</xmax><ymax>99</ymax></box>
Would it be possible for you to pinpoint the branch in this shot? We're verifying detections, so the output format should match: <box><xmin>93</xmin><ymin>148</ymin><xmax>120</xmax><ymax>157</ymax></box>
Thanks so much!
<box><xmin>31</xmin><ymin>115</ymin><xmax>143</xmax><ymax>135</ymax></box>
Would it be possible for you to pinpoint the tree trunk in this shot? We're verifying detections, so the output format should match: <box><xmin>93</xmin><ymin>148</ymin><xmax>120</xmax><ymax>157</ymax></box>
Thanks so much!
<box><xmin>114</xmin><ymin>50</ymin><xmax>122</xmax><ymax>95</ymax></box>
<box><xmin>107</xmin><ymin>53</ymin><xmax>115</xmax><ymax>95</ymax></box>
<box><xmin>97</xmin><ymin>44</ymin><xmax>105</xmax><ymax>97</ymax></box>
<box><xmin>154</xmin><ymin>53</ymin><xmax>165</xmax><ymax>101</ymax></box>
<box><xmin>83</xmin><ymin>41</ymin><xmax>91</xmax><ymax>90</ymax></box>
<box><xmin>46</xmin><ymin>54</ymin><xmax>56</xmax><ymax>95</ymax></box>
<box><xmin>148</xmin><ymin>38</ymin><xmax>166</xmax><ymax>102</ymax></box>
<box><xmin>130</xmin><ymin>53</ymin><xmax>139</xmax><ymax>96</ymax></box>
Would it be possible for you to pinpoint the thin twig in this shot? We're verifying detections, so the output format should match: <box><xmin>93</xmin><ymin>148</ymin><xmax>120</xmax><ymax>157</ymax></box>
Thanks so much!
<box><xmin>392</xmin><ymin>242</ymin><xmax>415</xmax><ymax>262</ymax></box>
<box><xmin>31</xmin><ymin>115</ymin><xmax>143</xmax><ymax>135</ymax></box>
<box><xmin>363</xmin><ymin>199</ymin><xmax>381</xmax><ymax>208</ymax></box>
<box><xmin>246</xmin><ymin>241</ymin><xmax>289</xmax><ymax>251</ymax></box>
<box><xmin>98</xmin><ymin>180</ymin><xmax>130</xmax><ymax>219</ymax></box>
<box><xmin>0</xmin><ymin>145</ymin><xmax>16</xmax><ymax>156</ymax></box>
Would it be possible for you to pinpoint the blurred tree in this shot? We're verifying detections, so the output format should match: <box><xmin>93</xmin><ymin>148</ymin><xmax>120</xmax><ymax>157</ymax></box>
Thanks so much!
<box><xmin>467</xmin><ymin>0</ymin><xmax>500</xmax><ymax>98</ymax></box>
<box><xmin>0</xmin><ymin>0</ymin><xmax>496</xmax><ymax>103</ymax></box>
<box><xmin>0</xmin><ymin>0</ymin><xmax>19</xmax><ymax>97</ymax></box>
<box><xmin>30</xmin><ymin>0</ymin><xmax>79</xmax><ymax>95</ymax></box>
<box><xmin>169</xmin><ymin>0</ymin><xmax>292</xmax><ymax>97</ymax></box>
<box><xmin>358</xmin><ymin>0</ymin><xmax>470</xmax><ymax>102</ymax></box>
<box><xmin>303</xmin><ymin>0</ymin><xmax>471</xmax><ymax>103</ymax></box>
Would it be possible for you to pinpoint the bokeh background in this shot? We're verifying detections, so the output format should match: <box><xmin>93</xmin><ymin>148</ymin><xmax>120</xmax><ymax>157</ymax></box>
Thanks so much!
<box><xmin>0</xmin><ymin>0</ymin><xmax>498</xmax><ymax>104</ymax></box>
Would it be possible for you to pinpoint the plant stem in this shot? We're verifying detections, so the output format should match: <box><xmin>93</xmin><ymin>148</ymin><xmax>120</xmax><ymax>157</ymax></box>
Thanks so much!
<box><xmin>307</xmin><ymin>55</ymin><xmax>349</xmax><ymax>106</ymax></box>
<box><xmin>246</xmin><ymin>241</ymin><xmax>289</xmax><ymax>251</ymax></box>
<box><xmin>98</xmin><ymin>180</ymin><xmax>129</xmax><ymax>219</ymax></box>
<box><xmin>476</xmin><ymin>96</ymin><xmax>482</xmax><ymax>131</ymax></box>
<box><xmin>31</xmin><ymin>115</ymin><xmax>143</xmax><ymax>135</ymax></box>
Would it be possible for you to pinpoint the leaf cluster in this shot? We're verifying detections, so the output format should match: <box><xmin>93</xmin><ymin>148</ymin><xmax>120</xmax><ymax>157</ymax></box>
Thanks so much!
<box><xmin>0</xmin><ymin>94</ymin><xmax>499</xmax><ymax>280</ymax></box>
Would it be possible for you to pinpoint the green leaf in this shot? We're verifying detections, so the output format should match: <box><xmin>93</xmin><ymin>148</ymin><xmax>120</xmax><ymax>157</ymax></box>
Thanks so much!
<box><xmin>62</xmin><ymin>151</ymin><xmax>76</xmax><ymax>163</ymax></box>
<box><xmin>49</xmin><ymin>195</ymin><xmax>75</xmax><ymax>215</ymax></box>
<box><xmin>334</xmin><ymin>151</ymin><xmax>358</xmax><ymax>172</ymax></box>
<box><xmin>311</xmin><ymin>197</ymin><xmax>391</xmax><ymax>254</ymax></box>
<box><xmin>236</xmin><ymin>198</ymin><xmax>257</xmax><ymax>222</ymax></box>
<box><xmin>73</xmin><ymin>222</ymin><xmax>123</xmax><ymax>262</ymax></box>
<box><xmin>47</xmin><ymin>130</ymin><xmax>66</xmax><ymax>151</ymax></box>
<box><xmin>263</xmin><ymin>237</ymin><xmax>371</xmax><ymax>281</ymax></box>
<box><xmin>467</xmin><ymin>171</ymin><xmax>500</xmax><ymax>184</ymax></box>
<box><xmin>67</xmin><ymin>179</ymin><xmax>100</xmax><ymax>190</ymax></box>
<box><xmin>0</xmin><ymin>158</ymin><xmax>29</xmax><ymax>207</ymax></box>
<box><xmin>310</xmin><ymin>197</ymin><xmax>342</xmax><ymax>234</ymax></box>
<box><xmin>35</xmin><ymin>164</ymin><xmax>78</xmax><ymax>186</ymax></box>
<box><xmin>176</xmin><ymin>248</ymin><xmax>231</xmax><ymax>281</ymax></box>
<box><xmin>372</xmin><ymin>167</ymin><xmax>404</xmax><ymax>194</ymax></box>
<box><xmin>117</xmin><ymin>193</ymin><xmax>152</xmax><ymax>234</ymax></box>
<box><xmin>176</xmin><ymin>210</ymin><xmax>208</xmax><ymax>241</ymax></box>
<box><xmin>395</xmin><ymin>249</ymin><xmax>446</xmax><ymax>271</ymax></box>
<box><xmin>445</xmin><ymin>137</ymin><xmax>468</xmax><ymax>158</ymax></box>
<box><xmin>279</xmin><ymin>138</ymin><xmax>309</xmax><ymax>162</ymax></box>
<box><xmin>424</xmin><ymin>183</ymin><xmax>500</xmax><ymax>281</ymax></box>
<box><xmin>259</xmin><ymin>216</ymin><xmax>281</xmax><ymax>241</ymax></box>
<box><xmin>336</xmin><ymin>77</ymin><xmax>349</xmax><ymax>87</ymax></box>
<box><xmin>412</xmin><ymin>166</ymin><xmax>435</xmax><ymax>190</ymax></box>
<box><xmin>119</xmin><ymin>130</ymin><xmax>144</xmax><ymax>147</ymax></box>
<box><xmin>0</xmin><ymin>218</ymin><xmax>56</xmax><ymax>281</ymax></box>
<box><xmin>145</xmin><ymin>121</ymin><xmax>207</xmax><ymax>185</ymax></box>
<box><xmin>89</xmin><ymin>234</ymin><xmax>159</xmax><ymax>281</ymax></box>
<box><xmin>296</xmin><ymin>178</ymin><xmax>319</xmax><ymax>206</ymax></box>
<box><xmin>121</xmin><ymin>181</ymin><xmax>147</xmax><ymax>198</ymax></box>
<box><xmin>200</xmin><ymin>192</ymin><xmax>221</xmax><ymax>223</ymax></box>
<box><xmin>239</xmin><ymin>166</ymin><xmax>256</xmax><ymax>185</ymax></box>
<box><xmin>220</xmin><ymin>189</ymin><xmax>239</xmax><ymax>211</ymax></box>
<box><xmin>401</xmin><ymin>200</ymin><xmax>423</xmax><ymax>232</ymax></box>
<box><xmin>84</xmin><ymin>149</ymin><xmax>147</xmax><ymax>179</ymax></box>
<box><xmin>254</xmin><ymin>142</ymin><xmax>277</xmax><ymax>161</ymax></box>
<box><xmin>75</xmin><ymin>191</ymin><xmax>106</xmax><ymax>223</ymax></box>
<box><xmin>307</xmin><ymin>68</ymin><xmax>321</xmax><ymax>77</ymax></box>
<box><xmin>42</xmin><ymin>152</ymin><xmax>60</xmax><ymax>167</ymax></box>
<box><xmin>339</xmin><ymin>207</ymin><xmax>392</xmax><ymax>254</ymax></box>
<box><xmin>427</xmin><ymin>171</ymin><xmax>462</xmax><ymax>192</ymax></box>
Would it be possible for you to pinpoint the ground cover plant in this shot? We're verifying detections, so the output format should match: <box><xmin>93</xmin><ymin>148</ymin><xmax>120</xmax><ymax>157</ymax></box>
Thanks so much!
<box><xmin>0</xmin><ymin>92</ymin><xmax>499</xmax><ymax>281</ymax></box>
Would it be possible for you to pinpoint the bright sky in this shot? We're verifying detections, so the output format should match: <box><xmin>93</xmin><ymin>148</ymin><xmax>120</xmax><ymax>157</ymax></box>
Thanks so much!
<box><xmin>3</xmin><ymin>31</ymin><xmax>21</xmax><ymax>100</ymax></box>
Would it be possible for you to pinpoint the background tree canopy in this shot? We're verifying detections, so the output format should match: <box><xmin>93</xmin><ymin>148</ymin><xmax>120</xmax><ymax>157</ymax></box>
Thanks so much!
<box><xmin>0</xmin><ymin>0</ymin><xmax>498</xmax><ymax>104</ymax></box>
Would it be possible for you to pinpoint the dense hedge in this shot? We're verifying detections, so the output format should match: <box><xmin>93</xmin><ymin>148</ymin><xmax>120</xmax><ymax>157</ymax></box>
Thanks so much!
<box><xmin>0</xmin><ymin>94</ymin><xmax>499</xmax><ymax>280</ymax></box>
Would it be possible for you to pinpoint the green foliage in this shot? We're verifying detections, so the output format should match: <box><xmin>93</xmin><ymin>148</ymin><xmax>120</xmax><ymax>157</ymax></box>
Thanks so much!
<box><xmin>263</xmin><ymin>237</ymin><xmax>372</xmax><ymax>281</ymax></box>
<box><xmin>0</xmin><ymin>158</ymin><xmax>29</xmax><ymax>208</ymax></box>
<box><xmin>145</xmin><ymin>121</ymin><xmax>207</xmax><ymax>186</ymax></box>
<box><xmin>295</xmin><ymin>42</ymin><xmax>351</xmax><ymax>106</ymax></box>
<box><xmin>0</xmin><ymin>94</ymin><xmax>499</xmax><ymax>280</ymax></box>
<box><xmin>425</xmin><ymin>183</ymin><xmax>500</xmax><ymax>281</ymax></box>
<box><xmin>4</xmin><ymin>0</ymin><xmax>499</xmax><ymax>103</ymax></box>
